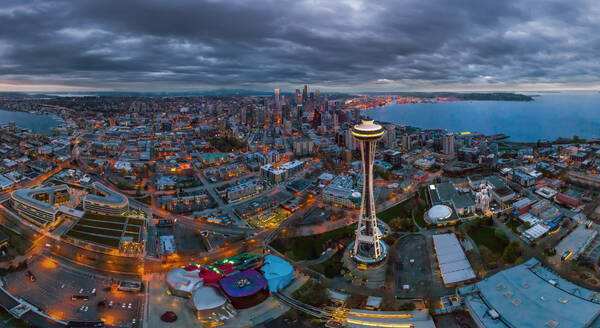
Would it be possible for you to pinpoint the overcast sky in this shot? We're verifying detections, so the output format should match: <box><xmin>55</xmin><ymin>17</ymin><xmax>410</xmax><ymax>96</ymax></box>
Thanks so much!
<box><xmin>0</xmin><ymin>0</ymin><xmax>599</xmax><ymax>92</ymax></box>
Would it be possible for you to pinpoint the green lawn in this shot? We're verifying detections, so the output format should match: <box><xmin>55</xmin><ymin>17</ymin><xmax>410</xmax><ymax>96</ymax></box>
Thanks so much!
<box><xmin>468</xmin><ymin>226</ymin><xmax>508</xmax><ymax>254</ymax></box>
<box><xmin>412</xmin><ymin>206</ymin><xmax>428</xmax><ymax>228</ymax></box>
<box><xmin>377</xmin><ymin>197</ymin><xmax>415</xmax><ymax>223</ymax></box>
<box><xmin>378</xmin><ymin>188</ymin><xmax>429</xmax><ymax>227</ymax></box>
<box><xmin>271</xmin><ymin>224</ymin><xmax>355</xmax><ymax>261</ymax></box>
<box><xmin>65</xmin><ymin>230</ymin><xmax>121</xmax><ymax>248</ymax></box>
<box><xmin>310</xmin><ymin>253</ymin><xmax>344</xmax><ymax>278</ymax></box>
<box><xmin>82</xmin><ymin>213</ymin><xmax>127</xmax><ymax>223</ymax></box>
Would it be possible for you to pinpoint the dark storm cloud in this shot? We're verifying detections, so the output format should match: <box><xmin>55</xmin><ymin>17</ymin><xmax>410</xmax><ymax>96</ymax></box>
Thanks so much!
<box><xmin>0</xmin><ymin>0</ymin><xmax>599</xmax><ymax>90</ymax></box>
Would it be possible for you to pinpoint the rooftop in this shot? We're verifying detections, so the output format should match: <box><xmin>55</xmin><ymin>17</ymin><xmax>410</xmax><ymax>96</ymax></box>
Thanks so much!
<box><xmin>432</xmin><ymin>233</ymin><xmax>475</xmax><ymax>285</ymax></box>
<box><xmin>459</xmin><ymin>258</ymin><xmax>600</xmax><ymax>328</ymax></box>
<box><xmin>84</xmin><ymin>182</ymin><xmax>128</xmax><ymax>207</ymax></box>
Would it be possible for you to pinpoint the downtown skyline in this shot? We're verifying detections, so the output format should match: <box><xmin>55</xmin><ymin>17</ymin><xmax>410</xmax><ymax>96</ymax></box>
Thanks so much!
<box><xmin>0</xmin><ymin>0</ymin><xmax>599</xmax><ymax>92</ymax></box>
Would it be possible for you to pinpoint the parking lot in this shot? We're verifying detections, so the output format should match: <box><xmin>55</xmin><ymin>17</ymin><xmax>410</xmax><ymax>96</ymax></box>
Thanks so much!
<box><xmin>3</xmin><ymin>255</ymin><xmax>143</xmax><ymax>326</ymax></box>
<box><xmin>392</xmin><ymin>234</ymin><xmax>451</xmax><ymax>300</ymax></box>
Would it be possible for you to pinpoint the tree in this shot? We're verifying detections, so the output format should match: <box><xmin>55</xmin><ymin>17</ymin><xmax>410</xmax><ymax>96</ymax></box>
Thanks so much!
<box><xmin>523</xmin><ymin>221</ymin><xmax>531</xmax><ymax>229</ymax></box>
<box><xmin>389</xmin><ymin>218</ymin><xmax>403</xmax><ymax>231</ymax></box>
<box><xmin>494</xmin><ymin>228</ymin><xmax>508</xmax><ymax>242</ymax></box>
<box><xmin>389</xmin><ymin>218</ymin><xmax>411</xmax><ymax>232</ymax></box>
<box><xmin>502</xmin><ymin>241</ymin><xmax>521</xmax><ymax>263</ymax></box>
<box><xmin>479</xmin><ymin>245</ymin><xmax>496</xmax><ymax>264</ymax></box>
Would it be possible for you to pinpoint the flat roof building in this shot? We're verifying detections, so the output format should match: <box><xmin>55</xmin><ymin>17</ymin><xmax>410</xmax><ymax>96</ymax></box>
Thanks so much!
<box><xmin>459</xmin><ymin>258</ymin><xmax>600</xmax><ymax>328</ymax></box>
<box><xmin>260</xmin><ymin>160</ymin><xmax>305</xmax><ymax>184</ymax></box>
<box><xmin>432</xmin><ymin>233</ymin><xmax>476</xmax><ymax>285</ymax></box>
<box><xmin>0</xmin><ymin>174</ymin><xmax>14</xmax><ymax>191</ymax></box>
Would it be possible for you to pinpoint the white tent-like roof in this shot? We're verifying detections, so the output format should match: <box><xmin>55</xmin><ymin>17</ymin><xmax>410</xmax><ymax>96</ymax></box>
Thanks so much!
<box><xmin>191</xmin><ymin>285</ymin><xmax>228</xmax><ymax>311</ymax></box>
<box><xmin>166</xmin><ymin>267</ymin><xmax>203</xmax><ymax>295</ymax></box>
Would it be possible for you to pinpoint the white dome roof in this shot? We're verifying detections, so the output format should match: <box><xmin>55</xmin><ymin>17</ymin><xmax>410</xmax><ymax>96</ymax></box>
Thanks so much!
<box><xmin>428</xmin><ymin>205</ymin><xmax>452</xmax><ymax>220</ymax></box>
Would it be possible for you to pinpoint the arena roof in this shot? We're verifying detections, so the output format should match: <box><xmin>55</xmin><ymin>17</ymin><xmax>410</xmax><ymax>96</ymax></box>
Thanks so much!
<box><xmin>428</xmin><ymin>205</ymin><xmax>452</xmax><ymax>220</ymax></box>
<box><xmin>459</xmin><ymin>258</ymin><xmax>600</xmax><ymax>328</ymax></box>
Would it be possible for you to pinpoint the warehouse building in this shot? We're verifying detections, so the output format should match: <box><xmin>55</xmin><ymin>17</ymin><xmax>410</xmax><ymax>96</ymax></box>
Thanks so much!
<box><xmin>432</xmin><ymin>233</ymin><xmax>476</xmax><ymax>286</ymax></box>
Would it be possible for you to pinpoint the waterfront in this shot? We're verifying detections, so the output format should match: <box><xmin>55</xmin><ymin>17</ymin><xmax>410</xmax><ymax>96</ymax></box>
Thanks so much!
<box><xmin>0</xmin><ymin>109</ymin><xmax>61</xmax><ymax>134</ymax></box>
<box><xmin>365</xmin><ymin>92</ymin><xmax>600</xmax><ymax>142</ymax></box>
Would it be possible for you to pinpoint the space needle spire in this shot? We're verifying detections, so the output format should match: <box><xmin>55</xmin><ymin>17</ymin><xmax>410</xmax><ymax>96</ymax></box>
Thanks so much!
<box><xmin>351</xmin><ymin>120</ymin><xmax>387</xmax><ymax>263</ymax></box>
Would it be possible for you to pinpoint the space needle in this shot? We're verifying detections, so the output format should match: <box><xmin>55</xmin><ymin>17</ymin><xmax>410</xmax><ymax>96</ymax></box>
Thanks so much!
<box><xmin>350</xmin><ymin>120</ymin><xmax>388</xmax><ymax>264</ymax></box>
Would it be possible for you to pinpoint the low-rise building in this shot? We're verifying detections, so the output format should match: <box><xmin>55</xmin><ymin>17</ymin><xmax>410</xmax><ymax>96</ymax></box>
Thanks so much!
<box><xmin>383</xmin><ymin>149</ymin><xmax>402</xmax><ymax>167</ymax></box>
<box><xmin>83</xmin><ymin>182</ymin><xmax>129</xmax><ymax>216</ymax></box>
<box><xmin>260</xmin><ymin>160</ymin><xmax>305</xmax><ymax>184</ymax></box>
<box><xmin>556</xmin><ymin>189</ymin><xmax>583</xmax><ymax>208</ymax></box>
<box><xmin>322</xmin><ymin>175</ymin><xmax>361</xmax><ymax>208</ymax></box>
<box><xmin>0</xmin><ymin>174</ymin><xmax>14</xmax><ymax>191</ymax></box>
<box><xmin>432</xmin><ymin>233</ymin><xmax>476</xmax><ymax>286</ymax></box>
<box><xmin>227</xmin><ymin>181</ymin><xmax>262</xmax><ymax>202</ymax></box>
<box><xmin>535</xmin><ymin>186</ymin><xmax>558</xmax><ymax>199</ymax></box>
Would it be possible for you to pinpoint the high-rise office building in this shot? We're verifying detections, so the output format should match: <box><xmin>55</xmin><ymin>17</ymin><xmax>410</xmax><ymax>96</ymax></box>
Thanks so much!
<box><xmin>333</xmin><ymin>112</ymin><xmax>340</xmax><ymax>132</ymax></box>
<box><xmin>302</xmin><ymin>84</ymin><xmax>308</xmax><ymax>103</ymax></box>
<box><xmin>240</xmin><ymin>107</ymin><xmax>247</xmax><ymax>125</ymax></box>
<box><xmin>297</xmin><ymin>104</ymin><xmax>303</xmax><ymax>124</ymax></box>
<box><xmin>401</xmin><ymin>134</ymin><xmax>411</xmax><ymax>150</ymax></box>
<box><xmin>274</xmin><ymin>88</ymin><xmax>280</xmax><ymax>109</ymax></box>
<box><xmin>351</xmin><ymin>120</ymin><xmax>388</xmax><ymax>264</ymax></box>
<box><xmin>312</xmin><ymin>107</ymin><xmax>321</xmax><ymax>129</ymax></box>
<box><xmin>353</xmin><ymin>108</ymin><xmax>361</xmax><ymax>122</ymax></box>
<box><xmin>443</xmin><ymin>133</ymin><xmax>455</xmax><ymax>156</ymax></box>
<box><xmin>384</xmin><ymin>125</ymin><xmax>396</xmax><ymax>149</ymax></box>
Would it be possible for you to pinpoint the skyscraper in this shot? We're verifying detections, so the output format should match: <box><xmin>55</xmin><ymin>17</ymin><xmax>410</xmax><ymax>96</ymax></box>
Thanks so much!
<box><xmin>351</xmin><ymin>120</ymin><xmax>388</xmax><ymax>264</ymax></box>
<box><xmin>274</xmin><ymin>88</ymin><xmax>280</xmax><ymax>109</ymax></box>
<box><xmin>297</xmin><ymin>104</ymin><xmax>303</xmax><ymax>124</ymax></box>
<box><xmin>401</xmin><ymin>134</ymin><xmax>411</xmax><ymax>150</ymax></box>
<box><xmin>312</xmin><ymin>106</ymin><xmax>321</xmax><ymax>129</ymax></box>
<box><xmin>384</xmin><ymin>125</ymin><xmax>396</xmax><ymax>149</ymax></box>
<box><xmin>443</xmin><ymin>133</ymin><xmax>455</xmax><ymax>156</ymax></box>
<box><xmin>302</xmin><ymin>84</ymin><xmax>308</xmax><ymax>103</ymax></box>
<box><xmin>353</xmin><ymin>108</ymin><xmax>361</xmax><ymax>122</ymax></box>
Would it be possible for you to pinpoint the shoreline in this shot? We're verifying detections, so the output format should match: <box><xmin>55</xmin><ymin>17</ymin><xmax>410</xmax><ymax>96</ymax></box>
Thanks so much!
<box><xmin>0</xmin><ymin>108</ymin><xmax>63</xmax><ymax>135</ymax></box>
